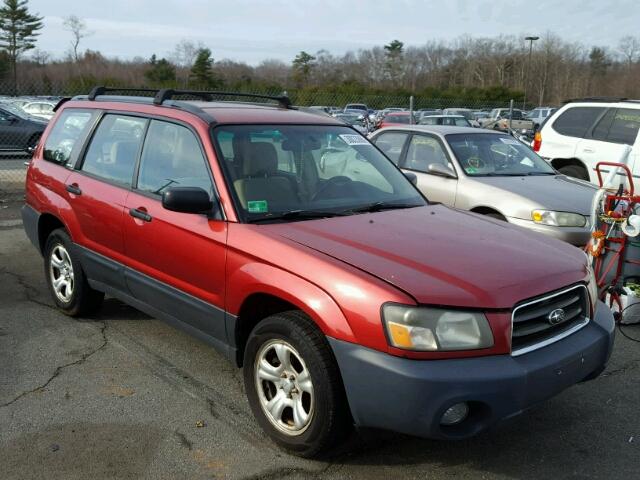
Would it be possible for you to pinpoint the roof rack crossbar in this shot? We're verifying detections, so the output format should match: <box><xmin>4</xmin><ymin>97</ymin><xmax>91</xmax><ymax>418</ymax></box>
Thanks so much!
<box><xmin>563</xmin><ymin>96</ymin><xmax>629</xmax><ymax>104</ymax></box>
<box><xmin>154</xmin><ymin>89</ymin><xmax>292</xmax><ymax>109</ymax></box>
<box><xmin>88</xmin><ymin>86</ymin><xmax>159</xmax><ymax>101</ymax></box>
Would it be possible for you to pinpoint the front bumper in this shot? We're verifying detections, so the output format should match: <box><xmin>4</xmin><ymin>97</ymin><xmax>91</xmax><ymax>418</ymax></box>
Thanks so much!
<box><xmin>329</xmin><ymin>300</ymin><xmax>614</xmax><ymax>440</ymax></box>
<box><xmin>507</xmin><ymin>216</ymin><xmax>590</xmax><ymax>246</ymax></box>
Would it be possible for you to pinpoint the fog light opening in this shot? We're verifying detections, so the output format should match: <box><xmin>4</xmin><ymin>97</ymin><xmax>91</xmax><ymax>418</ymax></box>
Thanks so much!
<box><xmin>440</xmin><ymin>402</ymin><xmax>469</xmax><ymax>426</ymax></box>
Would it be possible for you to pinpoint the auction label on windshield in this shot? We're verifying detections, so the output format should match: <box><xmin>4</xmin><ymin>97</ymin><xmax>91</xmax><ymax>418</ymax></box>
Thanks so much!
<box><xmin>500</xmin><ymin>137</ymin><xmax>520</xmax><ymax>145</ymax></box>
<box><xmin>339</xmin><ymin>134</ymin><xmax>370</xmax><ymax>146</ymax></box>
<box><xmin>247</xmin><ymin>200</ymin><xmax>268</xmax><ymax>213</ymax></box>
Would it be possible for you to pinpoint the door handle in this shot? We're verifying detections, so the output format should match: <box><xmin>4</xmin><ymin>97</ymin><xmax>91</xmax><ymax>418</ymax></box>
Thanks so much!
<box><xmin>129</xmin><ymin>208</ymin><xmax>152</xmax><ymax>222</ymax></box>
<box><xmin>583</xmin><ymin>148</ymin><xmax>595</xmax><ymax>153</ymax></box>
<box><xmin>65</xmin><ymin>184</ymin><xmax>82</xmax><ymax>195</ymax></box>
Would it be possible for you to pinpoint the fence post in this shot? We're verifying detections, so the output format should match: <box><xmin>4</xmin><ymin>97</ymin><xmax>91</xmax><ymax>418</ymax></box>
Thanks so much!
<box><xmin>409</xmin><ymin>95</ymin><xmax>414</xmax><ymax>124</ymax></box>
<box><xmin>508</xmin><ymin>99</ymin><xmax>514</xmax><ymax>132</ymax></box>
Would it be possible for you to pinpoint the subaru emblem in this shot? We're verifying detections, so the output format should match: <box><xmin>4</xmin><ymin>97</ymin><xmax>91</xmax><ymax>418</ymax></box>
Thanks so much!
<box><xmin>548</xmin><ymin>308</ymin><xmax>566</xmax><ymax>325</ymax></box>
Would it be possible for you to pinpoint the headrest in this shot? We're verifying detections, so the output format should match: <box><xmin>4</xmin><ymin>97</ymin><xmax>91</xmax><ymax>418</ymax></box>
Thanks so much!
<box><xmin>243</xmin><ymin>142</ymin><xmax>278</xmax><ymax>176</ymax></box>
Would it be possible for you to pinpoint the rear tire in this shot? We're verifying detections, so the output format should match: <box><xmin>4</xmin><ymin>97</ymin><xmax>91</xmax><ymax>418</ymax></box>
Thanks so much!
<box><xmin>243</xmin><ymin>311</ymin><xmax>351</xmax><ymax>457</ymax></box>
<box><xmin>44</xmin><ymin>228</ymin><xmax>104</xmax><ymax>316</ymax></box>
<box><xmin>558</xmin><ymin>164</ymin><xmax>589</xmax><ymax>181</ymax></box>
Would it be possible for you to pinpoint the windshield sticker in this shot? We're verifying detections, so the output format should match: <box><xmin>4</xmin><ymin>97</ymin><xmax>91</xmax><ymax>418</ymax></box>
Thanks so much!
<box><xmin>465</xmin><ymin>167</ymin><xmax>477</xmax><ymax>174</ymax></box>
<box><xmin>500</xmin><ymin>137</ymin><xmax>520</xmax><ymax>145</ymax></box>
<box><xmin>339</xmin><ymin>134</ymin><xmax>370</xmax><ymax>146</ymax></box>
<box><xmin>247</xmin><ymin>200</ymin><xmax>268</xmax><ymax>213</ymax></box>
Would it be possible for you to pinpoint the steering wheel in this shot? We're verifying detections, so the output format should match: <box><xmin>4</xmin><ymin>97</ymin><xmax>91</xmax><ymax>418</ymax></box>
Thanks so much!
<box><xmin>466</xmin><ymin>156</ymin><xmax>486</xmax><ymax>169</ymax></box>
<box><xmin>312</xmin><ymin>176</ymin><xmax>353</xmax><ymax>201</ymax></box>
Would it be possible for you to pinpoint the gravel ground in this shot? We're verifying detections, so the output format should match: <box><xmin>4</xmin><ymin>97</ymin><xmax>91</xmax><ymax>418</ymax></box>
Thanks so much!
<box><xmin>0</xmin><ymin>203</ymin><xmax>638</xmax><ymax>480</ymax></box>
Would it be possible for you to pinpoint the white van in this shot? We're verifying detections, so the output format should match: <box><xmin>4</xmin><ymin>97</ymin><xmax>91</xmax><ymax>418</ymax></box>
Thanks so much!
<box><xmin>536</xmin><ymin>98</ymin><xmax>640</xmax><ymax>184</ymax></box>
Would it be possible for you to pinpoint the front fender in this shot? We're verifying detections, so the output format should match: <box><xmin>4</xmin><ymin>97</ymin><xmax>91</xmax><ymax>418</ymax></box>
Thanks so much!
<box><xmin>226</xmin><ymin>261</ymin><xmax>357</xmax><ymax>343</ymax></box>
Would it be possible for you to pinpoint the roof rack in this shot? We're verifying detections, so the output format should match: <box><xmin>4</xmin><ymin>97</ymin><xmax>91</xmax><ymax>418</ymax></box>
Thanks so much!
<box><xmin>87</xmin><ymin>86</ymin><xmax>159</xmax><ymax>100</ymax></box>
<box><xmin>563</xmin><ymin>96</ymin><xmax>629</xmax><ymax>104</ymax></box>
<box><xmin>153</xmin><ymin>89</ymin><xmax>293</xmax><ymax>109</ymax></box>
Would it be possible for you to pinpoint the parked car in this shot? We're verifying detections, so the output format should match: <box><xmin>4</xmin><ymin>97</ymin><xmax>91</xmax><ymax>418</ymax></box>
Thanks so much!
<box><xmin>419</xmin><ymin>115</ymin><xmax>472</xmax><ymax>127</ymax></box>
<box><xmin>536</xmin><ymin>98</ymin><xmax>640</xmax><ymax>182</ymax></box>
<box><xmin>481</xmin><ymin>108</ymin><xmax>535</xmax><ymax>132</ymax></box>
<box><xmin>473</xmin><ymin>111</ymin><xmax>490</xmax><ymax>122</ymax></box>
<box><xmin>526</xmin><ymin>107</ymin><xmax>557</xmax><ymax>129</ymax></box>
<box><xmin>442</xmin><ymin>108</ymin><xmax>480</xmax><ymax>127</ymax></box>
<box><xmin>333</xmin><ymin>112</ymin><xmax>369</xmax><ymax>134</ymax></box>
<box><xmin>22</xmin><ymin>88</ymin><xmax>614</xmax><ymax>457</ymax></box>
<box><xmin>378</xmin><ymin>111</ymin><xmax>415</xmax><ymax>128</ymax></box>
<box><xmin>343</xmin><ymin>103</ymin><xmax>368</xmax><ymax>113</ymax></box>
<box><xmin>416</xmin><ymin>109</ymin><xmax>442</xmax><ymax>120</ymax></box>
<box><xmin>22</xmin><ymin>100</ymin><xmax>57</xmax><ymax>120</ymax></box>
<box><xmin>370</xmin><ymin>125</ymin><xmax>597</xmax><ymax>246</ymax></box>
<box><xmin>0</xmin><ymin>103</ymin><xmax>47</xmax><ymax>152</ymax></box>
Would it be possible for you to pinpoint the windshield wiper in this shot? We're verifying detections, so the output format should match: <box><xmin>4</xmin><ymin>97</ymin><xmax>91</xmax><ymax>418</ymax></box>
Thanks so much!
<box><xmin>247</xmin><ymin>209</ymin><xmax>349</xmax><ymax>223</ymax></box>
<box><xmin>525</xmin><ymin>171</ymin><xmax>556</xmax><ymax>176</ymax></box>
<box><xmin>346</xmin><ymin>201</ymin><xmax>423</xmax><ymax>214</ymax></box>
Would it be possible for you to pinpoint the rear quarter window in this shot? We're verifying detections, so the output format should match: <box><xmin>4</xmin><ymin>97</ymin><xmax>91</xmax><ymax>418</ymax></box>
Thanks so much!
<box><xmin>43</xmin><ymin>109</ymin><xmax>94</xmax><ymax>166</ymax></box>
<box><xmin>551</xmin><ymin>106</ymin><xmax>605</xmax><ymax>138</ymax></box>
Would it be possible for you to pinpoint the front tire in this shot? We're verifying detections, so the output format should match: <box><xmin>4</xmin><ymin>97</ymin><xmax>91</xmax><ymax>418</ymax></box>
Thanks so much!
<box><xmin>243</xmin><ymin>311</ymin><xmax>351</xmax><ymax>457</ymax></box>
<box><xmin>44</xmin><ymin>228</ymin><xmax>104</xmax><ymax>316</ymax></box>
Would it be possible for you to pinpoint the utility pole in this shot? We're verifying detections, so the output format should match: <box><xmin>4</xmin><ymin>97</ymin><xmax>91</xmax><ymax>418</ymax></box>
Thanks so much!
<box><xmin>522</xmin><ymin>36</ymin><xmax>539</xmax><ymax>111</ymax></box>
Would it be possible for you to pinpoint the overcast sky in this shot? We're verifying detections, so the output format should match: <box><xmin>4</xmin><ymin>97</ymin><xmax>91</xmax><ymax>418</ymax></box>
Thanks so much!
<box><xmin>29</xmin><ymin>0</ymin><xmax>640</xmax><ymax>64</ymax></box>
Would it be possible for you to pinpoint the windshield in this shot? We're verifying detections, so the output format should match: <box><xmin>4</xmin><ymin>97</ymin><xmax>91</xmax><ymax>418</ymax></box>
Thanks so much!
<box><xmin>335</xmin><ymin>114</ymin><xmax>363</xmax><ymax>125</ymax></box>
<box><xmin>213</xmin><ymin>125</ymin><xmax>425</xmax><ymax>222</ymax></box>
<box><xmin>446</xmin><ymin>133</ymin><xmax>556</xmax><ymax>177</ymax></box>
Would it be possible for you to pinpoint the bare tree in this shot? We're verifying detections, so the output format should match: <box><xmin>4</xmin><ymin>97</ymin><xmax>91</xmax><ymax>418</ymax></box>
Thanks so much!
<box><xmin>618</xmin><ymin>35</ymin><xmax>640</xmax><ymax>66</ymax></box>
<box><xmin>63</xmin><ymin>15</ymin><xmax>91</xmax><ymax>62</ymax></box>
<box><xmin>172</xmin><ymin>39</ymin><xmax>205</xmax><ymax>86</ymax></box>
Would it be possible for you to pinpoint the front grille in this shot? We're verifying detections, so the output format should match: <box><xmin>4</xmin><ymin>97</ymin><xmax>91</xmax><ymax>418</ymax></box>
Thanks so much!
<box><xmin>511</xmin><ymin>285</ymin><xmax>589</xmax><ymax>355</ymax></box>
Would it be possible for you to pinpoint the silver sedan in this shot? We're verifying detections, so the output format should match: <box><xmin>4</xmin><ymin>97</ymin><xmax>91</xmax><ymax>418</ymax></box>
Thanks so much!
<box><xmin>369</xmin><ymin>125</ymin><xmax>597</xmax><ymax>246</ymax></box>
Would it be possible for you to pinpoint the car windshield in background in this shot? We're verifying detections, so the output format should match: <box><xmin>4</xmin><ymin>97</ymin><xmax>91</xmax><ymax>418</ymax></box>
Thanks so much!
<box><xmin>386</xmin><ymin>114</ymin><xmax>411</xmax><ymax>124</ymax></box>
<box><xmin>213</xmin><ymin>125</ymin><xmax>425</xmax><ymax>222</ymax></box>
<box><xmin>446</xmin><ymin>133</ymin><xmax>556</xmax><ymax>177</ymax></box>
<box><xmin>334</xmin><ymin>113</ymin><xmax>363</xmax><ymax>125</ymax></box>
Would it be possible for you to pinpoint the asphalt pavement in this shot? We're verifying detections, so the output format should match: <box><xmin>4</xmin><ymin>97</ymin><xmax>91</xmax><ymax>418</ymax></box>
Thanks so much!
<box><xmin>0</xmin><ymin>200</ymin><xmax>638</xmax><ymax>480</ymax></box>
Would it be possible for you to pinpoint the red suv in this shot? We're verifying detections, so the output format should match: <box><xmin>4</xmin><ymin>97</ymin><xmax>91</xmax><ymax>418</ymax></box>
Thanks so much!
<box><xmin>22</xmin><ymin>87</ymin><xmax>615</xmax><ymax>457</ymax></box>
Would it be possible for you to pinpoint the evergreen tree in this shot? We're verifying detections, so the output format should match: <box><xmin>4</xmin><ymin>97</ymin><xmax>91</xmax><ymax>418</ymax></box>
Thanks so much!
<box><xmin>292</xmin><ymin>51</ymin><xmax>316</xmax><ymax>86</ymax></box>
<box><xmin>0</xmin><ymin>0</ymin><xmax>42</xmax><ymax>93</ymax></box>
<box><xmin>189</xmin><ymin>48</ymin><xmax>221</xmax><ymax>88</ymax></box>
<box><xmin>144</xmin><ymin>54</ymin><xmax>176</xmax><ymax>85</ymax></box>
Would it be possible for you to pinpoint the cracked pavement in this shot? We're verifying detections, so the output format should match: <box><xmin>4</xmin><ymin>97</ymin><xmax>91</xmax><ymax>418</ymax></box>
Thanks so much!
<box><xmin>1</xmin><ymin>211</ymin><xmax>639</xmax><ymax>479</ymax></box>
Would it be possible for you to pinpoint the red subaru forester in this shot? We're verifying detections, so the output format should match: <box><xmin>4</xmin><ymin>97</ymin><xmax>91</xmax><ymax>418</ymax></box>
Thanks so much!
<box><xmin>22</xmin><ymin>87</ymin><xmax>615</xmax><ymax>457</ymax></box>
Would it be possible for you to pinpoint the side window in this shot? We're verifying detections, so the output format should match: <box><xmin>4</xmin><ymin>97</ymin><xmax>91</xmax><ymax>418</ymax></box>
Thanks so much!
<box><xmin>404</xmin><ymin>135</ymin><xmax>452</xmax><ymax>173</ymax></box>
<box><xmin>372</xmin><ymin>132</ymin><xmax>408</xmax><ymax>164</ymax></box>
<box><xmin>137</xmin><ymin>120</ymin><xmax>212</xmax><ymax>196</ymax></box>
<box><xmin>43</xmin><ymin>109</ymin><xmax>93</xmax><ymax>165</ymax></box>
<box><xmin>606</xmin><ymin>108</ymin><xmax>640</xmax><ymax>145</ymax></box>
<box><xmin>81</xmin><ymin>114</ymin><xmax>146</xmax><ymax>186</ymax></box>
<box><xmin>591</xmin><ymin>109</ymin><xmax>616</xmax><ymax>141</ymax></box>
<box><xmin>552</xmin><ymin>107</ymin><xmax>605</xmax><ymax>138</ymax></box>
<box><xmin>0</xmin><ymin>108</ymin><xmax>13</xmax><ymax>122</ymax></box>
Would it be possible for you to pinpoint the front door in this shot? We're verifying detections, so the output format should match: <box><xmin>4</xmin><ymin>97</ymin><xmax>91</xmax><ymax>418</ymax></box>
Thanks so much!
<box><xmin>400</xmin><ymin>133</ymin><xmax>457</xmax><ymax>205</ymax></box>
<box><xmin>123</xmin><ymin>119</ymin><xmax>228</xmax><ymax>341</ymax></box>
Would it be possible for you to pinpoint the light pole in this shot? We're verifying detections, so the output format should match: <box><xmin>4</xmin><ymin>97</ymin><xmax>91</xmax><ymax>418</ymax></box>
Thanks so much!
<box><xmin>522</xmin><ymin>36</ymin><xmax>539</xmax><ymax>111</ymax></box>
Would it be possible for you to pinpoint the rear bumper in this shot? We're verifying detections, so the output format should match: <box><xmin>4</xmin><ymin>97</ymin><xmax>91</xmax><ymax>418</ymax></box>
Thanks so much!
<box><xmin>507</xmin><ymin>216</ymin><xmax>590</xmax><ymax>246</ymax></box>
<box><xmin>329</xmin><ymin>300</ymin><xmax>614</xmax><ymax>440</ymax></box>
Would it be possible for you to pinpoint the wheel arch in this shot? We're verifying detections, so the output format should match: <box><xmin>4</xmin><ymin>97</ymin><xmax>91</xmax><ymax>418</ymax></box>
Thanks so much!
<box><xmin>228</xmin><ymin>265</ymin><xmax>356</xmax><ymax>367</ymax></box>
<box><xmin>37</xmin><ymin>213</ymin><xmax>67</xmax><ymax>254</ymax></box>
<box><xmin>550</xmin><ymin>158</ymin><xmax>590</xmax><ymax>177</ymax></box>
<box><xmin>469</xmin><ymin>206</ymin><xmax>506</xmax><ymax>219</ymax></box>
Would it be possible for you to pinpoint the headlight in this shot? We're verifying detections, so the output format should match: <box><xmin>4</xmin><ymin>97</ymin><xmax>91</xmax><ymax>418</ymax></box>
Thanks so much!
<box><xmin>382</xmin><ymin>305</ymin><xmax>494</xmax><ymax>351</ymax></box>
<box><xmin>531</xmin><ymin>210</ymin><xmax>587</xmax><ymax>227</ymax></box>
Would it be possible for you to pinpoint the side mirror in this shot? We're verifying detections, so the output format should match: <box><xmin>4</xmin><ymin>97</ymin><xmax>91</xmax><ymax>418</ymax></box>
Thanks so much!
<box><xmin>404</xmin><ymin>171</ymin><xmax>418</xmax><ymax>185</ymax></box>
<box><xmin>162</xmin><ymin>187</ymin><xmax>213</xmax><ymax>214</ymax></box>
<box><xmin>428</xmin><ymin>163</ymin><xmax>456</xmax><ymax>178</ymax></box>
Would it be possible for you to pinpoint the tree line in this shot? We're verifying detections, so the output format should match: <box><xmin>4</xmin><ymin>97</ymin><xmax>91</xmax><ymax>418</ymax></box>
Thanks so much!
<box><xmin>1</xmin><ymin>0</ymin><xmax>639</xmax><ymax>106</ymax></box>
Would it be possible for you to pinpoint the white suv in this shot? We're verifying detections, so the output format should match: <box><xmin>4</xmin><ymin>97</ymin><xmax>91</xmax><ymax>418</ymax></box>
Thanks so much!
<box><xmin>536</xmin><ymin>98</ymin><xmax>640</xmax><ymax>183</ymax></box>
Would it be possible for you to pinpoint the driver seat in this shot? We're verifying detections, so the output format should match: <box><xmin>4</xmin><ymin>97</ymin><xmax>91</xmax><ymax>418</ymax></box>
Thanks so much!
<box><xmin>233</xmin><ymin>142</ymin><xmax>298</xmax><ymax>210</ymax></box>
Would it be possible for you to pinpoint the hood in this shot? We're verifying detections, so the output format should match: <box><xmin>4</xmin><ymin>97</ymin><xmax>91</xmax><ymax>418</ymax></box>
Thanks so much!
<box><xmin>266</xmin><ymin>205</ymin><xmax>588</xmax><ymax>309</ymax></box>
<box><xmin>470</xmin><ymin>175</ymin><xmax>597</xmax><ymax>217</ymax></box>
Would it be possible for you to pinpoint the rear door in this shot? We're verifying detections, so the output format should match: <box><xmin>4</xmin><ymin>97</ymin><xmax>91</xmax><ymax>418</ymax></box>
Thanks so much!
<box><xmin>576</xmin><ymin>107</ymin><xmax>640</xmax><ymax>182</ymax></box>
<box><xmin>123</xmin><ymin>119</ymin><xmax>228</xmax><ymax>341</ymax></box>
<box><xmin>400</xmin><ymin>133</ymin><xmax>457</xmax><ymax>205</ymax></box>
<box><xmin>66</xmin><ymin>113</ymin><xmax>147</xmax><ymax>289</ymax></box>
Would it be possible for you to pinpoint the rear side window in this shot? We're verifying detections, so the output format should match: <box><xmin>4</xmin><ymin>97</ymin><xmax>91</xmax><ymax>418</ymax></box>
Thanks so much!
<box><xmin>607</xmin><ymin>109</ymin><xmax>640</xmax><ymax>145</ymax></box>
<box><xmin>137</xmin><ymin>120</ymin><xmax>213</xmax><ymax>196</ymax></box>
<box><xmin>81</xmin><ymin>114</ymin><xmax>147</xmax><ymax>186</ymax></box>
<box><xmin>372</xmin><ymin>131</ymin><xmax>408</xmax><ymax>164</ymax></box>
<box><xmin>551</xmin><ymin>107</ymin><xmax>605</xmax><ymax>138</ymax></box>
<box><xmin>43</xmin><ymin>109</ymin><xmax>93</xmax><ymax>165</ymax></box>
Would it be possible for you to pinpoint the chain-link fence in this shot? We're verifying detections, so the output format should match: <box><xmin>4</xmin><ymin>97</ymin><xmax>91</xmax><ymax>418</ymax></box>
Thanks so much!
<box><xmin>0</xmin><ymin>83</ymin><xmax>518</xmax><ymax>193</ymax></box>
